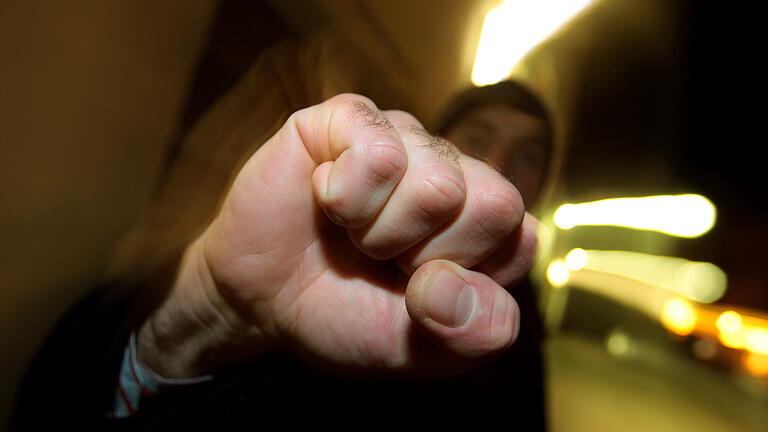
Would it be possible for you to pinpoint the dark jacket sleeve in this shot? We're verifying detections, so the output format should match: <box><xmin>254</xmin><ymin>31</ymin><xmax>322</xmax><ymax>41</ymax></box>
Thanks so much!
<box><xmin>6</xmin><ymin>250</ymin><xmax>212</xmax><ymax>431</ymax></box>
<box><xmin>9</xmin><ymin>277</ymin><xmax>138</xmax><ymax>430</ymax></box>
<box><xmin>11</xmin><ymin>253</ymin><xmax>548</xmax><ymax>431</ymax></box>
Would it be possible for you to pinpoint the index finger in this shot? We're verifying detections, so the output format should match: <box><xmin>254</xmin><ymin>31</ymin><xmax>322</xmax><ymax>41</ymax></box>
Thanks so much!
<box><xmin>289</xmin><ymin>93</ymin><xmax>408</xmax><ymax>228</ymax></box>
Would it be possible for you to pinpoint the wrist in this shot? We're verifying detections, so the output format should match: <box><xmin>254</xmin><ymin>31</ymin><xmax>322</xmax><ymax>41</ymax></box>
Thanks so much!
<box><xmin>136</xmin><ymin>233</ymin><xmax>268</xmax><ymax>378</ymax></box>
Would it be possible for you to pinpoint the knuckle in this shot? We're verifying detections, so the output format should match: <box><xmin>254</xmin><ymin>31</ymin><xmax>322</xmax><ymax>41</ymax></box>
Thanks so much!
<box><xmin>342</xmin><ymin>96</ymin><xmax>392</xmax><ymax>131</ymax></box>
<box><xmin>383</xmin><ymin>109</ymin><xmax>421</xmax><ymax>127</ymax></box>
<box><xmin>414</xmin><ymin>167</ymin><xmax>466</xmax><ymax>220</ymax></box>
<box><xmin>330</xmin><ymin>92</ymin><xmax>374</xmax><ymax>107</ymax></box>
<box><xmin>472</xmin><ymin>183</ymin><xmax>524</xmax><ymax>241</ymax></box>
<box><xmin>286</xmin><ymin>106</ymin><xmax>312</xmax><ymax>131</ymax></box>
<box><xmin>364</xmin><ymin>142</ymin><xmax>407</xmax><ymax>185</ymax></box>
<box><xmin>413</xmin><ymin>178</ymin><xmax>464</xmax><ymax>223</ymax></box>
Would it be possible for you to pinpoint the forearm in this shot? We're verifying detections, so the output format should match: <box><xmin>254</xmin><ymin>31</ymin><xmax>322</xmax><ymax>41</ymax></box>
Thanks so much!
<box><xmin>110</xmin><ymin>235</ymin><xmax>256</xmax><ymax>418</ymax></box>
<box><xmin>135</xmin><ymin>234</ymin><xmax>258</xmax><ymax>378</ymax></box>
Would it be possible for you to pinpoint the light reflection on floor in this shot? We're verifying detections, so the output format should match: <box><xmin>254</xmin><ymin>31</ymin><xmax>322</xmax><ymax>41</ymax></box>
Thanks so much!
<box><xmin>545</xmin><ymin>332</ymin><xmax>768</xmax><ymax>432</ymax></box>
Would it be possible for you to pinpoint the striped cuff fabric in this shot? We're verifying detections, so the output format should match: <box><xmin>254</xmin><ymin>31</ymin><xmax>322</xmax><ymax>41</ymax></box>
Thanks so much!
<box><xmin>109</xmin><ymin>332</ymin><xmax>214</xmax><ymax>418</ymax></box>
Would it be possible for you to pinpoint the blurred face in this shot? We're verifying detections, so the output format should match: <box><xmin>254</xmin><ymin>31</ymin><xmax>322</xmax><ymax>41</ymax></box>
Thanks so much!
<box><xmin>444</xmin><ymin>103</ymin><xmax>549</xmax><ymax>208</ymax></box>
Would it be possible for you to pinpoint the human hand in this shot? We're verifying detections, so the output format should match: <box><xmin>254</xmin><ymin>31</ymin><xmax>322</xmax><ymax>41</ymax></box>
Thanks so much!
<box><xmin>136</xmin><ymin>94</ymin><xmax>538</xmax><ymax>379</ymax></box>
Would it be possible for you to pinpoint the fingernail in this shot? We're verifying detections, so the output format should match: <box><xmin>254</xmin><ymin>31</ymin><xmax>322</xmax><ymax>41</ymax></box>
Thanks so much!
<box><xmin>427</xmin><ymin>271</ymin><xmax>476</xmax><ymax>327</ymax></box>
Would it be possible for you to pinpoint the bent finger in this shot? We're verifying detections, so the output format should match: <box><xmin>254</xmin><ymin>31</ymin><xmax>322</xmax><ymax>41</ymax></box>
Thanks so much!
<box><xmin>473</xmin><ymin>212</ymin><xmax>539</xmax><ymax>288</ymax></box>
<box><xmin>347</xmin><ymin>111</ymin><xmax>466</xmax><ymax>259</ymax></box>
<box><xmin>397</xmin><ymin>155</ymin><xmax>525</xmax><ymax>274</ymax></box>
<box><xmin>290</xmin><ymin>93</ymin><xmax>407</xmax><ymax>228</ymax></box>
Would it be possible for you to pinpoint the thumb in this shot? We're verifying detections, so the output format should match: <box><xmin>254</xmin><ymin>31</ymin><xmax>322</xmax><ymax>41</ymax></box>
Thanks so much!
<box><xmin>405</xmin><ymin>260</ymin><xmax>520</xmax><ymax>359</ymax></box>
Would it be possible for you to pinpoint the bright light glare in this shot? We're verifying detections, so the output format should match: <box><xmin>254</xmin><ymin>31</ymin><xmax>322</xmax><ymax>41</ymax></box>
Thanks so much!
<box><xmin>743</xmin><ymin>352</ymin><xmax>768</xmax><ymax>376</ymax></box>
<box><xmin>471</xmin><ymin>0</ymin><xmax>595</xmax><ymax>86</ymax></box>
<box><xmin>720</xmin><ymin>327</ymin><xmax>748</xmax><ymax>349</ymax></box>
<box><xmin>565</xmin><ymin>248</ymin><xmax>588</xmax><ymax>271</ymax></box>
<box><xmin>717</xmin><ymin>311</ymin><xmax>743</xmax><ymax>335</ymax></box>
<box><xmin>661</xmin><ymin>297</ymin><xmax>696</xmax><ymax>336</ymax></box>
<box><xmin>553</xmin><ymin>194</ymin><xmax>717</xmax><ymax>237</ymax></box>
<box><xmin>746</xmin><ymin>328</ymin><xmax>768</xmax><ymax>355</ymax></box>
<box><xmin>546</xmin><ymin>260</ymin><xmax>570</xmax><ymax>287</ymax></box>
<box><xmin>719</xmin><ymin>324</ymin><xmax>768</xmax><ymax>354</ymax></box>
<box><xmin>571</xmin><ymin>249</ymin><xmax>727</xmax><ymax>304</ymax></box>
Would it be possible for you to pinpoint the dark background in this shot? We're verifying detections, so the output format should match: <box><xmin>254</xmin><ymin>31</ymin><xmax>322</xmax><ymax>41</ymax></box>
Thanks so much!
<box><xmin>682</xmin><ymin>3</ymin><xmax>766</xmax><ymax>311</ymax></box>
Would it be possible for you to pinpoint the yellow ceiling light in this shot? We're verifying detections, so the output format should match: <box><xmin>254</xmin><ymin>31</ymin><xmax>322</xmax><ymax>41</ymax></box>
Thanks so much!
<box><xmin>553</xmin><ymin>194</ymin><xmax>717</xmax><ymax>238</ymax></box>
<box><xmin>471</xmin><ymin>0</ymin><xmax>596</xmax><ymax>86</ymax></box>
<box><xmin>564</xmin><ymin>248</ymin><xmax>727</xmax><ymax>304</ymax></box>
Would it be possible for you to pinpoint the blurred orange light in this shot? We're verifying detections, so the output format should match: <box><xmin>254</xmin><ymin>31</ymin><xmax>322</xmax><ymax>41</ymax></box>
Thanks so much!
<box><xmin>743</xmin><ymin>352</ymin><xmax>768</xmax><ymax>376</ymax></box>
<box><xmin>661</xmin><ymin>297</ymin><xmax>696</xmax><ymax>336</ymax></box>
<box><xmin>718</xmin><ymin>321</ymin><xmax>768</xmax><ymax>354</ymax></box>
<box><xmin>745</xmin><ymin>328</ymin><xmax>768</xmax><ymax>355</ymax></box>
<box><xmin>719</xmin><ymin>327</ymin><xmax>747</xmax><ymax>349</ymax></box>
<box><xmin>716</xmin><ymin>311</ymin><xmax>742</xmax><ymax>334</ymax></box>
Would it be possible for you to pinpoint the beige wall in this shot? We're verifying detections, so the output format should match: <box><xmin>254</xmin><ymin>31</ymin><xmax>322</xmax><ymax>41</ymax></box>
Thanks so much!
<box><xmin>0</xmin><ymin>2</ymin><xmax>216</xmax><ymax>429</ymax></box>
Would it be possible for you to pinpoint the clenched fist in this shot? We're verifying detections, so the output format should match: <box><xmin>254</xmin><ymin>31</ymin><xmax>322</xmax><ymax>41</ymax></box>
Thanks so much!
<box><xmin>136</xmin><ymin>93</ymin><xmax>539</xmax><ymax>379</ymax></box>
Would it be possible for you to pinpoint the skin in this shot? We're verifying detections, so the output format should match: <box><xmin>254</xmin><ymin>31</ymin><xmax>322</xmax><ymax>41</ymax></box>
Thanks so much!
<box><xmin>136</xmin><ymin>94</ymin><xmax>540</xmax><ymax>380</ymax></box>
<box><xmin>443</xmin><ymin>103</ymin><xmax>549</xmax><ymax>208</ymax></box>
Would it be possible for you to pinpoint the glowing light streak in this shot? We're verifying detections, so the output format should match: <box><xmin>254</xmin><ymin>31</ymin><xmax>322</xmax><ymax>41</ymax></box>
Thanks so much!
<box><xmin>553</xmin><ymin>194</ymin><xmax>716</xmax><ymax>238</ymax></box>
<box><xmin>471</xmin><ymin>0</ymin><xmax>595</xmax><ymax>86</ymax></box>
<box><xmin>563</xmin><ymin>249</ymin><xmax>727</xmax><ymax>304</ymax></box>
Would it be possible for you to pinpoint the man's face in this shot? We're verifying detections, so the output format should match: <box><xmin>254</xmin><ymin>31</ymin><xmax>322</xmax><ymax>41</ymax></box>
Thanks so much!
<box><xmin>444</xmin><ymin>103</ymin><xmax>549</xmax><ymax>208</ymax></box>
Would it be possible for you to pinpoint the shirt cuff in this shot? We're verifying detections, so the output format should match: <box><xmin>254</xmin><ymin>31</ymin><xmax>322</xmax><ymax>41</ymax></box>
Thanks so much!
<box><xmin>108</xmin><ymin>331</ymin><xmax>214</xmax><ymax>418</ymax></box>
